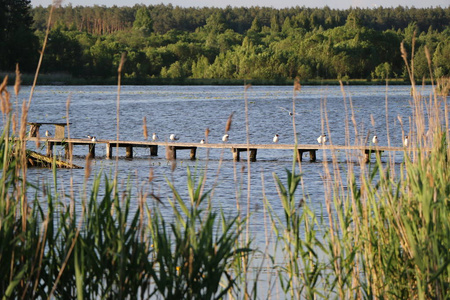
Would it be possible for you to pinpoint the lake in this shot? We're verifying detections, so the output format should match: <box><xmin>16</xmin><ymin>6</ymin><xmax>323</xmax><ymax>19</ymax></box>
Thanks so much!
<box><xmin>13</xmin><ymin>84</ymin><xmax>440</xmax><ymax>244</ymax></box>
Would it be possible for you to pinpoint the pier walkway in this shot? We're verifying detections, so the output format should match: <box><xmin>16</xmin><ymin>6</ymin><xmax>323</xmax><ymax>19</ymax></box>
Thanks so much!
<box><xmin>25</xmin><ymin>137</ymin><xmax>408</xmax><ymax>162</ymax></box>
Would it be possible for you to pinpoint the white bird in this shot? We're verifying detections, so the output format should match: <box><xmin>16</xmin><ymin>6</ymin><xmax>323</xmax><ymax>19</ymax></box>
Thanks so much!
<box><xmin>152</xmin><ymin>133</ymin><xmax>158</xmax><ymax>141</ymax></box>
<box><xmin>91</xmin><ymin>136</ymin><xmax>97</xmax><ymax>142</ymax></box>
<box><xmin>45</xmin><ymin>130</ymin><xmax>51</xmax><ymax>137</ymax></box>
<box><xmin>273</xmin><ymin>134</ymin><xmax>279</xmax><ymax>143</ymax></box>
<box><xmin>222</xmin><ymin>134</ymin><xmax>229</xmax><ymax>142</ymax></box>
<box><xmin>404</xmin><ymin>135</ymin><xmax>409</xmax><ymax>147</ymax></box>
<box><xmin>200</xmin><ymin>139</ymin><xmax>205</xmax><ymax>144</ymax></box>
<box><xmin>372</xmin><ymin>135</ymin><xmax>378</xmax><ymax>144</ymax></box>
<box><xmin>169</xmin><ymin>134</ymin><xmax>179</xmax><ymax>141</ymax></box>
<box><xmin>87</xmin><ymin>135</ymin><xmax>93</xmax><ymax>140</ymax></box>
<box><xmin>279</xmin><ymin>107</ymin><xmax>298</xmax><ymax>116</ymax></box>
<box><xmin>317</xmin><ymin>134</ymin><xmax>327</xmax><ymax>144</ymax></box>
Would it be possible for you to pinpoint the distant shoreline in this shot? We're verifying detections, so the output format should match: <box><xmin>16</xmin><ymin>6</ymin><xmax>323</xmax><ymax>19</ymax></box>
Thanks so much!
<box><xmin>0</xmin><ymin>73</ymin><xmax>417</xmax><ymax>86</ymax></box>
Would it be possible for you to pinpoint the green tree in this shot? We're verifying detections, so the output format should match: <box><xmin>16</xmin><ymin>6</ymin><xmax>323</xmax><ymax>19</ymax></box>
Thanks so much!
<box><xmin>133</xmin><ymin>7</ymin><xmax>153</xmax><ymax>36</ymax></box>
<box><xmin>0</xmin><ymin>0</ymin><xmax>38</xmax><ymax>71</ymax></box>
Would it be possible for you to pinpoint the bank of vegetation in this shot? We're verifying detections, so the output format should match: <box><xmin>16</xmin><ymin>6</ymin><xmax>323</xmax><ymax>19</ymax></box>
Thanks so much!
<box><xmin>1</xmin><ymin>1</ymin><xmax>449</xmax><ymax>84</ymax></box>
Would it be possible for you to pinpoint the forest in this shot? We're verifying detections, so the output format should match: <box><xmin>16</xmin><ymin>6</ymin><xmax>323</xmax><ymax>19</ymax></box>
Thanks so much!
<box><xmin>1</xmin><ymin>1</ymin><xmax>450</xmax><ymax>83</ymax></box>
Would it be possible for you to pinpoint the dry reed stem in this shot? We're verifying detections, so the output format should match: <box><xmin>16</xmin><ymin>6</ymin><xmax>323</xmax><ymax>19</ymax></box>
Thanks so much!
<box><xmin>14</xmin><ymin>64</ymin><xmax>21</xmax><ymax>97</ymax></box>
<box><xmin>225</xmin><ymin>112</ymin><xmax>233</xmax><ymax>133</ymax></box>
<box><xmin>143</xmin><ymin>116</ymin><xmax>148</xmax><ymax>140</ymax></box>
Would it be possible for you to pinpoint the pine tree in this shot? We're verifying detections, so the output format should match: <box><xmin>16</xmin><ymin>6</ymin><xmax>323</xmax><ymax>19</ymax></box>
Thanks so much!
<box><xmin>0</xmin><ymin>0</ymin><xmax>38</xmax><ymax>72</ymax></box>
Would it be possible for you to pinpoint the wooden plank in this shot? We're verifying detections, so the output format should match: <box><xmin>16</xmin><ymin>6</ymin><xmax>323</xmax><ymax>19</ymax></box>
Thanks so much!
<box><xmin>54</xmin><ymin>124</ymin><xmax>66</xmax><ymax>139</ymax></box>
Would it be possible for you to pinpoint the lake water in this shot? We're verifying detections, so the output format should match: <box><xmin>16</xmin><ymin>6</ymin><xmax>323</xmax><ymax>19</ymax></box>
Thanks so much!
<box><xmin>10</xmin><ymin>84</ymin><xmax>442</xmax><ymax>245</ymax></box>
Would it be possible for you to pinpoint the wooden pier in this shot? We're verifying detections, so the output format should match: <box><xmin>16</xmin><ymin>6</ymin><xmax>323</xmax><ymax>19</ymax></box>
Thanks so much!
<box><xmin>25</xmin><ymin>137</ymin><xmax>408</xmax><ymax>163</ymax></box>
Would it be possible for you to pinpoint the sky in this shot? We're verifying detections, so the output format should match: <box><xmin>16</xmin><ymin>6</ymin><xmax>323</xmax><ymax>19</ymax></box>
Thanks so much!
<box><xmin>30</xmin><ymin>0</ymin><xmax>449</xmax><ymax>9</ymax></box>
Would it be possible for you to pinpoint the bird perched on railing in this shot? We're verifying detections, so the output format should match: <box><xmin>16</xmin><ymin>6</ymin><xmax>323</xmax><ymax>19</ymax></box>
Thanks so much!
<box><xmin>372</xmin><ymin>135</ymin><xmax>378</xmax><ymax>144</ymax></box>
<box><xmin>222</xmin><ymin>134</ymin><xmax>229</xmax><ymax>142</ymax></box>
<box><xmin>317</xmin><ymin>134</ymin><xmax>327</xmax><ymax>144</ymax></box>
<box><xmin>273</xmin><ymin>134</ymin><xmax>279</xmax><ymax>143</ymax></box>
<box><xmin>91</xmin><ymin>136</ymin><xmax>97</xmax><ymax>142</ymax></box>
<box><xmin>170</xmin><ymin>134</ymin><xmax>179</xmax><ymax>141</ymax></box>
<box><xmin>45</xmin><ymin>130</ymin><xmax>51</xmax><ymax>137</ymax></box>
<box><xmin>404</xmin><ymin>135</ymin><xmax>409</xmax><ymax>147</ymax></box>
<box><xmin>152</xmin><ymin>133</ymin><xmax>158</xmax><ymax>141</ymax></box>
<box><xmin>200</xmin><ymin>139</ymin><xmax>205</xmax><ymax>144</ymax></box>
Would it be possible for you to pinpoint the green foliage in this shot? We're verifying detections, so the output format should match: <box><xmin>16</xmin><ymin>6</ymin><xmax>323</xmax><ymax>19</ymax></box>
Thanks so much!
<box><xmin>148</xmin><ymin>167</ymin><xmax>249</xmax><ymax>299</ymax></box>
<box><xmin>133</xmin><ymin>7</ymin><xmax>153</xmax><ymax>35</ymax></box>
<box><xmin>7</xmin><ymin>5</ymin><xmax>444</xmax><ymax>80</ymax></box>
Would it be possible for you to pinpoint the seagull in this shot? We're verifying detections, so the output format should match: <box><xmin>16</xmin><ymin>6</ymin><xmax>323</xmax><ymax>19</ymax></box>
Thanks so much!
<box><xmin>273</xmin><ymin>134</ymin><xmax>279</xmax><ymax>143</ymax></box>
<box><xmin>279</xmin><ymin>107</ymin><xmax>298</xmax><ymax>116</ymax></box>
<box><xmin>45</xmin><ymin>130</ymin><xmax>51</xmax><ymax>137</ymax></box>
<box><xmin>200</xmin><ymin>139</ymin><xmax>205</xmax><ymax>144</ymax></box>
<box><xmin>222</xmin><ymin>134</ymin><xmax>229</xmax><ymax>142</ymax></box>
<box><xmin>91</xmin><ymin>136</ymin><xmax>97</xmax><ymax>142</ymax></box>
<box><xmin>372</xmin><ymin>135</ymin><xmax>378</xmax><ymax>144</ymax></box>
<box><xmin>169</xmin><ymin>134</ymin><xmax>179</xmax><ymax>141</ymax></box>
<box><xmin>404</xmin><ymin>135</ymin><xmax>409</xmax><ymax>147</ymax></box>
<box><xmin>152</xmin><ymin>133</ymin><xmax>158</xmax><ymax>141</ymax></box>
<box><xmin>317</xmin><ymin>134</ymin><xmax>327</xmax><ymax>144</ymax></box>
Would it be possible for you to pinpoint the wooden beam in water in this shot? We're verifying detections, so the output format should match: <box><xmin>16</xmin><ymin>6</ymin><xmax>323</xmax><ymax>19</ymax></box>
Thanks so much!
<box><xmin>150</xmin><ymin>145</ymin><xmax>158</xmax><ymax>156</ymax></box>
<box><xmin>46</xmin><ymin>141</ymin><xmax>53</xmax><ymax>156</ymax></box>
<box><xmin>88</xmin><ymin>144</ymin><xmax>95</xmax><ymax>159</ymax></box>
<box><xmin>126</xmin><ymin>146</ymin><xmax>133</xmax><ymax>158</ymax></box>
<box><xmin>190</xmin><ymin>148</ymin><xmax>196</xmax><ymax>160</ymax></box>
<box><xmin>364</xmin><ymin>149</ymin><xmax>383</xmax><ymax>163</ymax></box>
<box><xmin>232</xmin><ymin>147</ymin><xmax>257</xmax><ymax>162</ymax></box>
<box><xmin>309</xmin><ymin>150</ymin><xmax>317</xmax><ymax>162</ymax></box>
<box><xmin>106</xmin><ymin>143</ymin><xmax>112</xmax><ymax>159</ymax></box>
<box><xmin>166</xmin><ymin>145</ymin><xmax>176</xmax><ymax>160</ymax></box>
<box><xmin>65</xmin><ymin>143</ymin><xmax>73</xmax><ymax>159</ymax></box>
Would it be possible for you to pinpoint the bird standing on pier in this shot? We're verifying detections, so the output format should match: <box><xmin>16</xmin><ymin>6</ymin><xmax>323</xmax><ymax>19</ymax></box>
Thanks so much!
<box><xmin>372</xmin><ymin>135</ymin><xmax>378</xmax><ymax>144</ymax></box>
<box><xmin>222</xmin><ymin>134</ymin><xmax>229</xmax><ymax>142</ymax></box>
<box><xmin>45</xmin><ymin>130</ymin><xmax>51</xmax><ymax>137</ymax></box>
<box><xmin>152</xmin><ymin>133</ymin><xmax>158</xmax><ymax>141</ymax></box>
<box><xmin>404</xmin><ymin>136</ymin><xmax>409</xmax><ymax>147</ymax></box>
<box><xmin>169</xmin><ymin>134</ymin><xmax>179</xmax><ymax>141</ymax></box>
<box><xmin>200</xmin><ymin>139</ymin><xmax>205</xmax><ymax>144</ymax></box>
<box><xmin>273</xmin><ymin>134</ymin><xmax>279</xmax><ymax>143</ymax></box>
<box><xmin>317</xmin><ymin>134</ymin><xmax>327</xmax><ymax>144</ymax></box>
<box><xmin>91</xmin><ymin>136</ymin><xmax>97</xmax><ymax>142</ymax></box>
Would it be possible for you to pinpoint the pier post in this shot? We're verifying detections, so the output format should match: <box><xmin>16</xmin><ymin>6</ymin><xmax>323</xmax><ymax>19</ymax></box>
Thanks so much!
<box><xmin>232</xmin><ymin>148</ymin><xmax>240</xmax><ymax>161</ymax></box>
<box><xmin>29</xmin><ymin>124</ymin><xmax>40</xmax><ymax>137</ymax></box>
<box><xmin>364</xmin><ymin>151</ymin><xmax>370</xmax><ymax>163</ymax></box>
<box><xmin>106</xmin><ymin>143</ymin><xmax>112</xmax><ymax>159</ymax></box>
<box><xmin>46</xmin><ymin>141</ymin><xmax>54</xmax><ymax>156</ymax></box>
<box><xmin>249</xmin><ymin>149</ymin><xmax>257</xmax><ymax>162</ymax></box>
<box><xmin>150</xmin><ymin>145</ymin><xmax>158</xmax><ymax>156</ymax></box>
<box><xmin>309</xmin><ymin>150</ymin><xmax>317</xmax><ymax>162</ymax></box>
<box><xmin>166</xmin><ymin>146</ymin><xmax>176</xmax><ymax>160</ymax></box>
<box><xmin>88</xmin><ymin>144</ymin><xmax>95</xmax><ymax>159</ymax></box>
<box><xmin>190</xmin><ymin>148</ymin><xmax>196</xmax><ymax>160</ymax></box>
<box><xmin>126</xmin><ymin>146</ymin><xmax>133</xmax><ymax>158</ymax></box>
<box><xmin>64</xmin><ymin>143</ymin><xmax>73</xmax><ymax>159</ymax></box>
<box><xmin>297</xmin><ymin>150</ymin><xmax>304</xmax><ymax>162</ymax></box>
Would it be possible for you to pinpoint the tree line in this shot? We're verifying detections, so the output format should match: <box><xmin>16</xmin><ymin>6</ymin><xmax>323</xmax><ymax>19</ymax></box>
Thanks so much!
<box><xmin>1</xmin><ymin>2</ymin><xmax>450</xmax><ymax>82</ymax></box>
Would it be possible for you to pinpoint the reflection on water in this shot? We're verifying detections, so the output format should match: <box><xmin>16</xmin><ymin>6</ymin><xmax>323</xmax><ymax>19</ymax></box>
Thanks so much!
<box><xmin>13</xmin><ymin>84</ymin><xmax>443</xmax><ymax>244</ymax></box>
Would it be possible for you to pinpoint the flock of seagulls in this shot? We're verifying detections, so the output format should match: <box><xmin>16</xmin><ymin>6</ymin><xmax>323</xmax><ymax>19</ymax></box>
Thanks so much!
<box><xmin>85</xmin><ymin>130</ymin><xmax>410</xmax><ymax>147</ymax></box>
